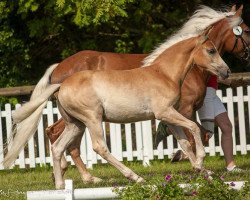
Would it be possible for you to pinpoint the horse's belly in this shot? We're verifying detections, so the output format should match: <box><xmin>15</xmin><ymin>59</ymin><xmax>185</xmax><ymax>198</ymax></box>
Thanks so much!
<box><xmin>102</xmin><ymin>101</ymin><xmax>154</xmax><ymax>123</ymax></box>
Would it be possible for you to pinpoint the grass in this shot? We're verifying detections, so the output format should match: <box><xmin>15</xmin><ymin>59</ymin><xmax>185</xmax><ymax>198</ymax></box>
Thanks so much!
<box><xmin>0</xmin><ymin>154</ymin><xmax>249</xmax><ymax>200</ymax></box>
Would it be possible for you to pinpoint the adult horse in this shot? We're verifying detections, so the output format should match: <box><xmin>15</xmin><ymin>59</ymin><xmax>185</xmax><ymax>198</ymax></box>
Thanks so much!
<box><xmin>44</xmin><ymin>5</ymin><xmax>250</xmax><ymax>183</ymax></box>
<box><xmin>3</xmin><ymin>32</ymin><xmax>229</xmax><ymax>189</ymax></box>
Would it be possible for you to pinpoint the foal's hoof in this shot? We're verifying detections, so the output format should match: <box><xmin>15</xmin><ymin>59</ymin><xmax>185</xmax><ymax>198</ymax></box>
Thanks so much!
<box><xmin>204</xmin><ymin>169</ymin><xmax>214</xmax><ymax>176</ymax></box>
<box><xmin>91</xmin><ymin>177</ymin><xmax>103</xmax><ymax>183</ymax></box>
<box><xmin>136</xmin><ymin>177</ymin><xmax>145</xmax><ymax>183</ymax></box>
<box><xmin>193</xmin><ymin>167</ymin><xmax>202</xmax><ymax>172</ymax></box>
<box><xmin>83</xmin><ymin>176</ymin><xmax>102</xmax><ymax>184</ymax></box>
<box><xmin>55</xmin><ymin>182</ymin><xmax>65</xmax><ymax>190</ymax></box>
<box><xmin>195</xmin><ymin>168</ymin><xmax>214</xmax><ymax>180</ymax></box>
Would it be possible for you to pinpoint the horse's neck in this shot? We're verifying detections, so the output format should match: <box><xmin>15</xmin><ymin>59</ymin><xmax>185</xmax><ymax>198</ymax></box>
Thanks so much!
<box><xmin>153</xmin><ymin>39</ymin><xmax>196</xmax><ymax>84</ymax></box>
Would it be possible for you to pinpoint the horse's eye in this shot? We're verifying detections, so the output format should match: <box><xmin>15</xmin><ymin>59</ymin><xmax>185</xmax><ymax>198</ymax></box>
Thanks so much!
<box><xmin>207</xmin><ymin>48</ymin><xmax>216</xmax><ymax>55</ymax></box>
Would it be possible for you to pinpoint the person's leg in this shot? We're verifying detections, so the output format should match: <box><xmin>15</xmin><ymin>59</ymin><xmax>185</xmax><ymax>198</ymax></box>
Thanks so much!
<box><xmin>214</xmin><ymin>112</ymin><xmax>235</xmax><ymax>168</ymax></box>
<box><xmin>200</xmin><ymin>120</ymin><xmax>214</xmax><ymax>142</ymax></box>
<box><xmin>213</xmin><ymin>95</ymin><xmax>242</xmax><ymax>172</ymax></box>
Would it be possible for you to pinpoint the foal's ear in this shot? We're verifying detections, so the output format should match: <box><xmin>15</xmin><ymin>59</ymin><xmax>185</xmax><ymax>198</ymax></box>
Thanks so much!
<box><xmin>198</xmin><ymin>26</ymin><xmax>212</xmax><ymax>44</ymax></box>
<box><xmin>230</xmin><ymin>5</ymin><xmax>237</xmax><ymax>12</ymax></box>
<box><xmin>198</xmin><ymin>35</ymin><xmax>209</xmax><ymax>44</ymax></box>
<box><xmin>201</xmin><ymin>25</ymin><xmax>212</xmax><ymax>37</ymax></box>
<box><xmin>235</xmin><ymin>5</ymin><xmax>243</xmax><ymax>17</ymax></box>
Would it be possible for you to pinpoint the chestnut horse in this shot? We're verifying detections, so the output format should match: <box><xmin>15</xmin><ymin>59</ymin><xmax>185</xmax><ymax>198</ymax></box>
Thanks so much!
<box><xmin>4</xmin><ymin>33</ymin><xmax>229</xmax><ymax>189</ymax></box>
<box><xmin>44</xmin><ymin>5</ymin><xmax>250</xmax><ymax>183</ymax></box>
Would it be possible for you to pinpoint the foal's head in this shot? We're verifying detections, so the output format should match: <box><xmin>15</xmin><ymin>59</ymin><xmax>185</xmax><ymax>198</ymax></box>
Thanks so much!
<box><xmin>193</xmin><ymin>35</ymin><xmax>230</xmax><ymax>79</ymax></box>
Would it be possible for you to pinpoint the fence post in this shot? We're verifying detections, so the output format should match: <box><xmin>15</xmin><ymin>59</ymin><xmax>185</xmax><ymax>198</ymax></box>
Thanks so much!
<box><xmin>237</xmin><ymin>87</ymin><xmax>247</xmax><ymax>154</ymax></box>
<box><xmin>65</xmin><ymin>179</ymin><xmax>73</xmax><ymax>200</ymax></box>
<box><xmin>0</xmin><ymin>107</ymin><xmax>3</xmax><ymax>169</ymax></box>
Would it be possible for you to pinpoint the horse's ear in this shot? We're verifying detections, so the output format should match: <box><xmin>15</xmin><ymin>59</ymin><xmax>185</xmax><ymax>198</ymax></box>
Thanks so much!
<box><xmin>235</xmin><ymin>5</ymin><xmax>243</xmax><ymax>17</ymax></box>
<box><xmin>230</xmin><ymin>5</ymin><xmax>237</xmax><ymax>12</ymax></box>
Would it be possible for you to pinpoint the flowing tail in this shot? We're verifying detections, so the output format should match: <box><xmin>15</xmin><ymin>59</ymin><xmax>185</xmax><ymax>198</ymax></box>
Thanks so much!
<box><xmin>13</xmin><ymin>63</ymin><xmax>58</xmax><ymax>123</ymax></box>
<box><xmin>3</xmin><ymin>64</ymin><xmax>60</xmax><ymax>168</ymax></box>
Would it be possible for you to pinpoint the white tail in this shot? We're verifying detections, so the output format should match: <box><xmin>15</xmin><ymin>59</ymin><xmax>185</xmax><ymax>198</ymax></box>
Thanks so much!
<box><xmin>3</xmin><ymin>64</ymin><xmax>60</xmax><ymax>168</ymax></box>
<box><xmin>13</xmin><ymin>64</ymin><xmax>58</xmax><ymax>123</ymax></box>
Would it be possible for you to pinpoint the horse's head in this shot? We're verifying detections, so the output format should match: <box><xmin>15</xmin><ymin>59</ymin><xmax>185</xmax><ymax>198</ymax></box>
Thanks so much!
<box><xmin>193</xmin><ymin>35</ymin><xmax>230</xmax><ymax>79</ymax></box>
<box><xmin>218</xmin><ymin>5</ymin><xmax>250</xmax><ymax>61</ymax></box>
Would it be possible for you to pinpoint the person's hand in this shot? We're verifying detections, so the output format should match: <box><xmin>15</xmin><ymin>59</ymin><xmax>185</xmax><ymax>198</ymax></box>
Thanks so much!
<box><xmin>230</xmin><ymin>78</ymin><xmax>248</xmax><ymax>88</ymax></box>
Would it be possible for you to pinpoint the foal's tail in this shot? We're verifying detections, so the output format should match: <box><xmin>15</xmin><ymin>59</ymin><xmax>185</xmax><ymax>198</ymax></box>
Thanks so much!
<box><xmin>13</xmin><ymin>63</ymin><xmax>58</xmax><ymax>123</ymax></box>
<box><xmin>3</xmin><ymin>64</ymin><xmax>60</xmax><ymax>168</ymax></box>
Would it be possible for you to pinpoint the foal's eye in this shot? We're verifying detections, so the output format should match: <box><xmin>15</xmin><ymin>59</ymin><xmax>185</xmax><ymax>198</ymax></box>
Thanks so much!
<box><xmin>207</xmin><ymin>48</ymin><xmax>216</xmax><ymax>55</ymax></box>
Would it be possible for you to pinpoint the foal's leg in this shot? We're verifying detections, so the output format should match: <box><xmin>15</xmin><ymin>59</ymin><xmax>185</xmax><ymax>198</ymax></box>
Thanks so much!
<box><xmin>68</xmin><ymin>134</ymin><xmax>102</xmax><ymax>183</ymax></box>
<box><xmin>167</xmin><ymin>125</ymin><xmax>197</xmax><ymax>167</ymax></box>
<box><xmin>156</xmin><ymin>107</ymin><xmax>205</xmax><ymax>169</ymax></box>
<box><xmin>87</xmin><ymin>120</ymin><xmax>144</xmax><ymax>182</ymax></box>
<box><xmin>47</xmin><ymin>118</ymin><xmax>100</xmax><ymax>183</ymax></box>
<box><xmin>51</xmin><ymin>122</ymin><xmax>84</xmax><ymax>189</ymax></box>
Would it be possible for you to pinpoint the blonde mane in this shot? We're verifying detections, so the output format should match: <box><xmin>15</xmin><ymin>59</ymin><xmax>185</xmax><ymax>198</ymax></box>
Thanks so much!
<box><xmin>142</xmin><ymin>5</ymin><xmax>241</xmax><ymax>66</ymax></box>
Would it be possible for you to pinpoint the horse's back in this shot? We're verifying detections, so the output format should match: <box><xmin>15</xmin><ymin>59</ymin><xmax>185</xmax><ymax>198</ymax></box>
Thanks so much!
<box><xmin>51</xmin><ymin>50</ymin><xmax>101</xmax><ymax>84</ymax></box>
<box><xmin>50</xmin><ymin>50</ymin><xmax>147</xmax><ymax>84</ymax></box>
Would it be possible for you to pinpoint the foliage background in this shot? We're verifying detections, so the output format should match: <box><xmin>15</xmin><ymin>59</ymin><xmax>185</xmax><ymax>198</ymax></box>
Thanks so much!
<box><xmin>0</xmin><ymin>0</ymin><xmax>250</xmax><ymax>90</ymax></box>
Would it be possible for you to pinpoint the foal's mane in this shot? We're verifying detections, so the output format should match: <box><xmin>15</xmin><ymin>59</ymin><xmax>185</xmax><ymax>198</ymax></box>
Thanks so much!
<box><xmin>142</xmin><ymin>5</ymin><xmax>241</xmax><ymax>67</ymax></box>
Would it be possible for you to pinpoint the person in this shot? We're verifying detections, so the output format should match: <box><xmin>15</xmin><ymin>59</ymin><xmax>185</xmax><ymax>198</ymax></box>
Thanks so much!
<box><xmin>157</xmin><ymin>75</ymin><xmax>245</xmax><ymax>172</ymax></box>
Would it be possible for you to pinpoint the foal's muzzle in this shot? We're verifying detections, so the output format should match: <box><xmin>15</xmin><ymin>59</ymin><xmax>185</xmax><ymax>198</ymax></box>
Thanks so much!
<box><xmin>220</xmin><ymin>68</ymin><xmax>231</xmax><ymax>79</ymax></box>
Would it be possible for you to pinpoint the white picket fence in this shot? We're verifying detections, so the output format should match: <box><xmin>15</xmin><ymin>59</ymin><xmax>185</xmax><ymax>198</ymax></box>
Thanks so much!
<box><xmin>0</xmin><ymin>86</ymin><xmax>249</xmax><ymax>170</ymax></box>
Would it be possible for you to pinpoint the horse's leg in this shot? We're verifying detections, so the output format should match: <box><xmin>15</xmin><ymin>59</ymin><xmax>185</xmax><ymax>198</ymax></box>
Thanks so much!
<box><xmin>167</xmin><ymin>125</ymin><xmax>197</xmax><ymax>167</ymax></box>
<box><xmin>86</xmin><ymin>120</ymin><xmax>144</xmax><ymax>182</ymax></box>
<box><xmin>46</xmin><ymin>119</ymin><xmax>68</xmax><ymax>181</ymax></box>
<box><xmin>155</xmin><ymin>107</ymin><xmax>205</xmax><ymax>170</ymax></box>
<box><xmin>67</xmin><ymin>134</ymin><xmax>102</xmax><ymax>183</ymax></box>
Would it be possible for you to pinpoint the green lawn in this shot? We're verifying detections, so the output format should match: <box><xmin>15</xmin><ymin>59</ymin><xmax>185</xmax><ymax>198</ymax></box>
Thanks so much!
<box><xmin>0</xmin><ymin>154</ymin><xmax>249</xmax><ymax>200</ymax></box>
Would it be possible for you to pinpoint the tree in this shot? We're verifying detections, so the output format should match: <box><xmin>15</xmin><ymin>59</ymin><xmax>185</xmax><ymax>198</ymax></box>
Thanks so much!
<box><xmin>0</xmin><ymin>0</ymin><xmax>249</xmax><ymax>93</ymax></box>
